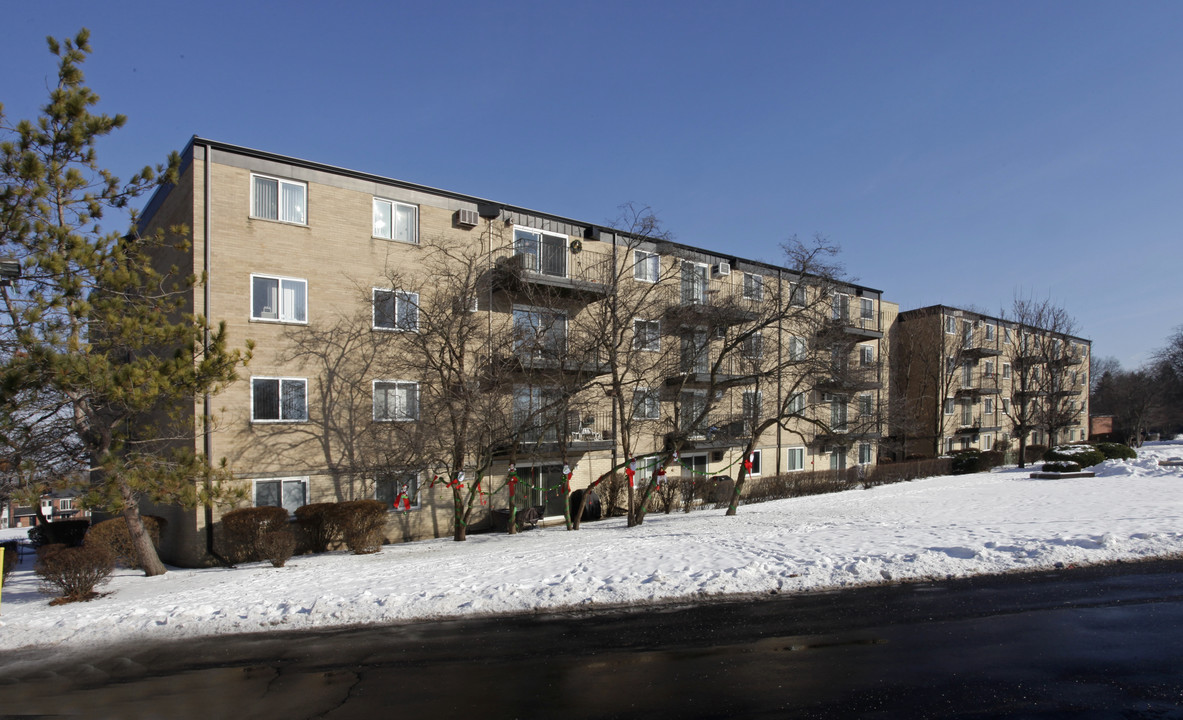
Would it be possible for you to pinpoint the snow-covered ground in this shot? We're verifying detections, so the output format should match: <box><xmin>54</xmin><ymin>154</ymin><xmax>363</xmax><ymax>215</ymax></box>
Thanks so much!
<box><xmin>2</xmin><ymin>441</ymin><xmax>1182</xmax><ymax>654</ymax></box>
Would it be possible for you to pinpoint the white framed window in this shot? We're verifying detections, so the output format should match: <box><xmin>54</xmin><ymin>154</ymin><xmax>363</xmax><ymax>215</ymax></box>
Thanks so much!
<box><xmin>945</xmin><ymin>358</ymin><xmax>955</xmax><ymax>376</ymax></box>
<box><xmin>858</xmin><ymin>442</ymin><xmax>873</xmax><ymax>464</ymax></box>
<box><xmin>945</xmin><ymin>316</ymin><xmax>957</xmax><ymax>334</ymax></box>
<box><xmin>633</xmin><ymin>319</ymin><xmax>661</xmax><ymax>352</ymax></box>
<box><xmin>372</xmin><ymin>198</ymin><xmax>419</xmax><ymax>243</ymax></box>
<box><xmin>373</xmin><ymin>289</ymin><xmax>419</xmax><ymax>332</ymax></box>
<box><xmin>251</xmin><ymin>274</ymin><xmax>307</xmax><ymax>324</ymax></box>
<box><xmin>632</xmin><ymin>387</ymin><xmax>660</xmax><ymax>420</ymax></box>
<box><xmin>860</xmin><ymin>345</ymin><xmax>874</xmax><ymax>367</ymax></box>
<box><xmin>1002</xmin><ymin>363</ymin><xmax>1012</xmax><ymax>379</ymax></box>
<box><xmin>984</xmin><ymin>360</ymin><xmax>995</xmax><ymax>378</ymax></box>
<box><xmin>786</xmin><ymin>447</ymin><xmax>805</xmax><ymax>471</ymax></box>
<box><xmin>747</xmin><ymin>449</ymin><xmax>762</xmax><ymax>476</ymax></box>
<box><xmin>981</xmin><ymin>433</ymin><xmax>993</xmax><ymax>451</ymax></box>
<box><xmin>944</xmin><ymin>398</ymin><xmax>954</xmax><ymax>415</ymax></box>
<box><xmin>743</xmin><ymin>273</ymin><xmax>764</xmax><ymax>301</ymax></box>
<box><xmin>741</xmin><ymin>331</ymin><xmax>763</xmax><ymax>360</ymax></box>
<box><xmin>376</xmin><ymin>471</ymin><xmax>420</xmax><ymax>510</ymax></box>
<box><xmin>254</xmin><ymin>476</ymin><xmax>308</xmax><ymax>515</ymax></box>
<box><xmin>859</xmin><ymin>393</ymin><xmax>873</xmax><ymax>417</ymax></box>
<box><xmin>985</xmin><ymin>323</ymin><xmax>995</xmax><ymax>341</ymax></box>
<box><xmin>983</xmin><ymin>398</ymin><xmax>995</xmax><ymax>415</ymax></box>
<box><xmin>788</xmin><ymin>392</ymin><xmax>805</xmax><ymax>414</ymax></box>
<box><xmin>789</xmin><ymin>283</ymin><xmax>806</xmax><ymax>307</ymax></box>
<box><xmin>633</xmin><ymin>250</ymin><xmax>660</xmax><ymax>283</ymax></box>
<box><xmin>789</xmin><ymin>336</ymin><xmax>807</xmax><ymax>361</ymax></box>
<box><xmin>860</xmin><ymin>297</ymin><xmax>874</xmax><ymax>320</ymax></box>
<box><xmin>251</xmin><ymin>378</ymin><xmax>308</xmax><ymax>422</ymax></box>
<box><xmin>962</xmin><ymin>361</ymin><xmax>973</xmax><ymax>386</ymax></box>
<box><xmin>373</xmin><ymin>380</ymin><xmax>419</xmax><ymax>422</ymax></box>
<box><xmin>1002</xmin><ymin>398</ymin><xmax>1011</xmax><ymax>414</ymax></box>
<box><xmin>251</xmin><ymin>174</ymin><xmax>306</xmax><ymax>224</ymax></box>
<box><xmin>1004</xmin><ymin>326</ymin><xmax>1012</xmax><ymax>344</ymax></box>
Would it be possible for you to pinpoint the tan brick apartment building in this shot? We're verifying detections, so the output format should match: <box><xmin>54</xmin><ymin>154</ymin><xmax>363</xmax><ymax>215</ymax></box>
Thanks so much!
<box><xmin>138</xmin><ymin>138</ymin><xmax>896</xmax><ymax>566</ymax></box>
<box><xmin>890</xmin><ymin>305</ymin><xmax>1090</xmax><ymax>459</ymax></box>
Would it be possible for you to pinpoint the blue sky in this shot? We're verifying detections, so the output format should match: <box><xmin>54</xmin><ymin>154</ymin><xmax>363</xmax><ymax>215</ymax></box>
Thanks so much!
<box><xmin>3</xmin><ymin>1</ymin><xmax>1180</xmax><ymax>367</ymax></box>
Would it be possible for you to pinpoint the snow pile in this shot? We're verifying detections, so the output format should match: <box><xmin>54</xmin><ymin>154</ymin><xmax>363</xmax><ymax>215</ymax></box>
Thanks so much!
<box><xmin>1</xmin><ymin>441</ymin><xmax>1181</xmax><ymax>653</ymax></box>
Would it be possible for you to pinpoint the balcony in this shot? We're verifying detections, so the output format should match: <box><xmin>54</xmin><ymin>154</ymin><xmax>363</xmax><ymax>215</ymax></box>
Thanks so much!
<box><xmin>1049</xmin><ymin>352</ymin><xmax>1085</xmax><ymax>367</ymax></box>
<box><xmin>662</xmin><ymin>281</ymin><xmax>760</xmax><ymax>327</ymax></box>
<box><xmin>492</xmin><ymin>248</ymin><xmax>613</xmax><ymax>301</ymax></box>
<box><xmin>815</xmin><ymin>363</ymin><xmax>883</xmax><ymax>393</ymax></box>
<box><xmin>822</xmin><ymin>312</ymin><xmax>883</xmax><ymax>340</ymax></box>
<box><xmin>953</xmin><ymin>416</ymin><xmax>1002</xmax><ymax>434</ymax></box>
<box><xmin>494</xmin><ymin>351</ymin><xmax>611</xmax><ymax>378</ymax></box>
<box><xmin>811</xmin><ymin>429</ymin><xmax>882</xmax><ymax>447</ymax></box>
<box><xmin>503</xmin><ymin>408</ymin><xmax>616</xmax><ymax>456</ymax></box>
<box><xmin>666</xmin><ymin>413</ymin><xmax>752</xmax><ymax>451</ymax></box>
<box><xmin>954</xmin><ymin>382</ymin><xmax>1001</xmax><ymax>397</ymax></box>
<box><xmin>959</xmin><ymin>343</ymin><xmax>1003</xmax><ymax>359</ymax></box>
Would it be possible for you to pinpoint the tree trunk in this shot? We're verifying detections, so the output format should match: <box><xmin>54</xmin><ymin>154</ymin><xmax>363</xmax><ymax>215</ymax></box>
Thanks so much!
<box><xmin>118</xmin><ymin>480</ymin><xmax>166</xmax><ymax>576</ymax></box>
<box><xmin>726</xmin><ymin>445</ymin><xmax>756</xmax><ymax>516</ymax></box>
<box><xmin>452</xmin><ymin>487</ymin><xmax>467</xmax><ymax>541</ymax></box>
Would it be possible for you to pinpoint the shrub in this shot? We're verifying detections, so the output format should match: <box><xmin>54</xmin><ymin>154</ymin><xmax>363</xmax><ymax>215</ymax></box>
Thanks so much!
<box><xmin>294</xmin><ymin>502</ymin><xmax>343</xmax><ymax>553</ymax></box>
<box><xmin>1042</xmin><ymin>461</ymin><xmax>1082</xmax><ymax>473</ymax></box>
<box><xmin>258</xmin><ymin>530</ymin><xmax>296</xmax><ymax>568</ymax></box>
<box><xmin>648</xmin><ymin>476</ymin><xmax>682</xmax><ymax>514</ymax></box>
<box><xmin>1</xmin><ymin>540</ymin><xmax>18</xmax><ymax>582</ymax></box>
<box><xmin>1044</xmin><ymin>444</ymin><xmax>1106</xmax><ymax>469</ymax></box>
<box><xmin>221</xmin><ymin>506</ymin><xmax>291</xmax><ymax>563</ymax></box>
<box><xmin>35</xmin><ymin>545</ymin><xmax>114</xmax><ymax>604</ymax></box>
<box><xmin>83</xmin><ymin>516</ymin><xmax>166</xmax><ymax>569</ymax></box>
<box><xmin>1095</xmin><ymin>442</ymin><xmax>1137</xmax><ymax>461</ymax></box>
<box><xmin>950</xmin><ymin>450</ymin><xmax>981</xmax><ymax>475</ymax></box>
<box><xmin>335</xmin><ymin>500</ymin><xmax>387</xmax><ymax>554</ymax></box>
<box><xmin>28</xmin><ymin>519</ymin><xmax>91</xmax><ymax>549</ymax></box>
<box><xmin>1024</xmin><ymin>444</ymin><xmax>1048</xmax><ymax>463</ymax></box>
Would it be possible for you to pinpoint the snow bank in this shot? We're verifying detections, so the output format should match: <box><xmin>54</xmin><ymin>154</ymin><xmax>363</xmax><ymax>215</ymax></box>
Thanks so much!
<box><xmin>2</xmin><ymin>441</ymin><xmax>1181</xmax><ymax>653</ymax></box>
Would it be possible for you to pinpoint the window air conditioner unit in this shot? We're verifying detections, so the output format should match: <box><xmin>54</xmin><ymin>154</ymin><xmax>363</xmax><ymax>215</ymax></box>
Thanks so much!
<box><xmin>711</xmin><ymin>262</ymin><xmax>730</xmax><ymax>279</ymax></box>
<box><xmin>456</xmin><ymin>209</ymin><xmax>479</xmax><ymax>227</ymax></box>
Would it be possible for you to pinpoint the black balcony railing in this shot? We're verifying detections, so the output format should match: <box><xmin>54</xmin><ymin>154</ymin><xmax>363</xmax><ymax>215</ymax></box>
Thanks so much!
<box><xmin>513</xmin><ymin>408</ymin><xmax>615</xmax><ymax>447</ymax></box>
<box><xmin>492</xmin><ymin>248</ymin><xmax>614</xmax><ymax>299</ymax></box>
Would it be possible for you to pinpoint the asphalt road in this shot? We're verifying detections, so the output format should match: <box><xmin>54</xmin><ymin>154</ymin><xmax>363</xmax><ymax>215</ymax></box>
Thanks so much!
<box><xmin>4</xmin><ymin>558</ymin><xmax>1183</xmax><ymax>719</ymax></box>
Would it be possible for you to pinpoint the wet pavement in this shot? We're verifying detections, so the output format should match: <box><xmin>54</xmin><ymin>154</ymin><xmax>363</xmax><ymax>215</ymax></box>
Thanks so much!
<box><xmin>3</xmin><ymin>558</ymin><xmax>1183</xmax><ymax>718</ymax></box>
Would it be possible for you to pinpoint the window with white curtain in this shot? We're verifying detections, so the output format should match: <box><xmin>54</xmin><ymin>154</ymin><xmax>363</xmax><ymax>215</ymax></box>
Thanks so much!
<box><xmin>633</xmin><ymin>250</ymin><xmax>659</xmax><ymax>282</ymax></box>
<box><xmin>251</xmin><ymin>275</ymin><xmax>307</xmax><ymax>323</ymax></box>
<box><xmin>786</xmin><ymin>447</ymin><xmax>805</xmax><ymax>471</ymax></box>
<box><xmin>373</xmin><ymin>198</ymin><xmax>418</xmax><ymax>243</ymax></box>
<box><xmin>373</xmin><ymin>289</ymin><xmax>419</xmax><ymax>331</ymax></box>
<box><xmin>251</xmin><ymin>174</ymin><xmax>306</xmax><ymax>224</ymax></box>
<box><xmin>373</xmin><ymin>380</ymin><xmax>419</xmax><ymax>421</ymax></box>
